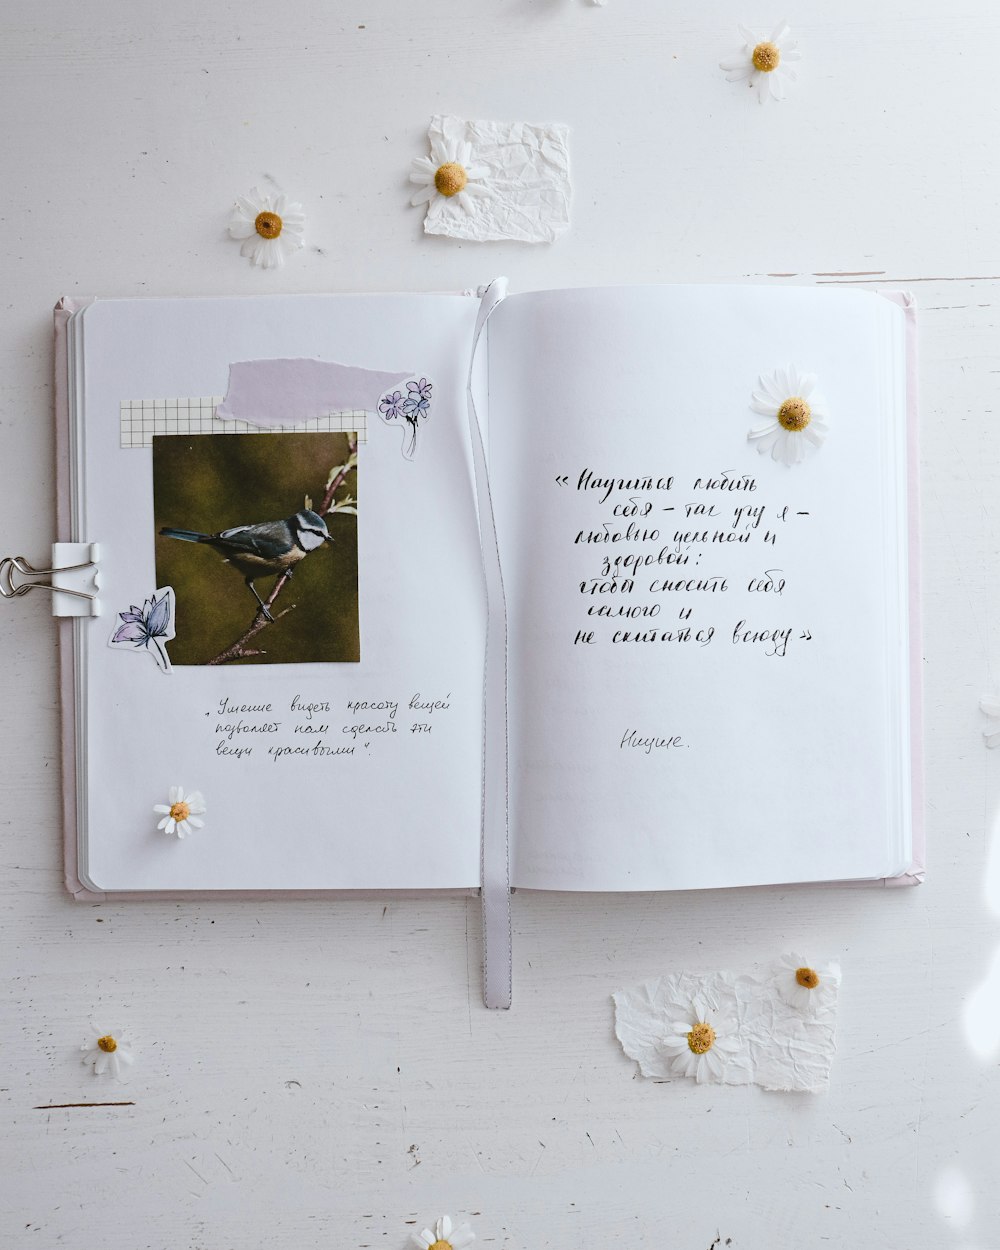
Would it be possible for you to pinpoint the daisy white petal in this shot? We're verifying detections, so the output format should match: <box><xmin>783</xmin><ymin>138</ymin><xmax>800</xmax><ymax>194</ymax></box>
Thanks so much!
<box><xmin>82</xmin><ymin>1031</ymin><xmax>135</xmax><ymax>1082</ymax></box>
<box><xmin>773</xmin><ymin>953</ymin><xmax>840</xmax><ymax>1014</ymax></box>
<box><xmin>228</xmin><ymin>186</ymin><xmax>306</xmax><ymax>268</ymax></box>
<box><xmin>153</xmin><ymin>785</ymin><xmax>207</xmax><ymax>838</ymax></box>
<box><xmin>410</xmin><ymin>156</ymin><xmax>438</xmax><ymax>180</ymax></box>
<box><xmin>746</xmin><ymin>366</ymin><xmax>828</xmax><ymax>466</ymax></box>
<box><xmin>722</xmin><ymin>21</ymin><xmax>800</xmax><ymax>103</ymax></box>
<box><xmin>412</xmin><ymin>1215</ymin><xmax>475</xmax><ymax>1250</ymax></box>
<box><xmin>982</xmin><ymin>694</ymin><xmax>1000</xmax><ymax>746</ymax></box>
<box><xmin>410</xmin><ymin>131</ymin><xmax>490</xmax><ymax>221</ymax></box>
<box><xmin>658</xmin><ymin>996</ymin><xmax>739</xmax><ymax>1084</ymax></box>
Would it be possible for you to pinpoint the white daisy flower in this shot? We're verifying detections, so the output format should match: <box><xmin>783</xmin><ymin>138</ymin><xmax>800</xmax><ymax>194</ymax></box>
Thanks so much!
<box><xmin>659</xmin><ymin>994</ymin><xmax>742</xmax><ymax>1084</ymax></box>
<box><xmin>773</xmin><ymin>953</ymin><xmax>840</xmax><ymax>1013</ymax></box>
<box><xmin>981</xmin><ymin>694</ymin><xmax>1000</xmax><ymax>747</ymax></box>
<box><xmin>228</xmin><ymin>186</ymin><xmax>305</xmax><ymax>269</ymax></box>
<box><xmin>411</xmin><ymin>1214</ymin><xmax>475</xmax><ymax>1250</ymax></box>
<box><xmin>81</xmin><ymin>1031</ymin><xmax>135</xmax><ymax>1081</ymax></box>
<box><xmin>410</xmin><ymin>136</ymin><xmax>489</xmax><ymax>224</ymax></box>
<box><xmin>747</xmin><ymin>365</ymin><xmax>829</xmax><ymax>466</ymax></box>
<box><xmin>720</xmin><ymin>21</ymin><xmax>801</xmax><ymax>104</ymax></box>
<box><xmin>153</xmin><ymin>785</ymin><xmax>206</xmax><ymax>838</ymax></box>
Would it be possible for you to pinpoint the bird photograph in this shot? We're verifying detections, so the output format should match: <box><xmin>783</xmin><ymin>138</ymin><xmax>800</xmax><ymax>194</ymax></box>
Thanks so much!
<box><xmin>153</xmin><ymin>430</ymin><xmax>360</xmax><ymax>665</ymax></box>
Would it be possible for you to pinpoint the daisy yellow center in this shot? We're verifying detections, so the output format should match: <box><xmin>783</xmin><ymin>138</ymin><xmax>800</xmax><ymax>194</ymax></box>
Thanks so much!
<box><xmin>752</xmin><ymin>41</ymin><xmax>781</xmax><ymax>72</ymax></box>
<box><xmin>687</xmin><ymin>1022</ymin><xmax>716</xmax><ymax>1054</ymax></box>
<box><xmin>777</xmin><ymin>396</ymin><xmax>811</xmax><ymax>432</ymax></box>
<box><xmin>254</xmin><ymin>211</ymin><xmax>283</xmax><ymax>239</ymax></box>
<box><xmin>434</xmin><ymin>162</ymin><xmax>468</xmax><ymax>197</ymax></box>
<box><xmin>169</xmin><ymin>800</ymin><xmax>190</xmax><ymax>822</ymax></box>
<box><xmin>795</xmin><ymin>967</ymin><xmax>820</xmax><ymax>988</ymax></box>
<box><xmin>428</xmin><ymin>1242</ymin><xmax>453</xmax><ymax>1250</ymax></box>
<box><xmin>97</xmin><ymin>1035</ymin><xmax>117</xmax><ymax>1053</ymax></box>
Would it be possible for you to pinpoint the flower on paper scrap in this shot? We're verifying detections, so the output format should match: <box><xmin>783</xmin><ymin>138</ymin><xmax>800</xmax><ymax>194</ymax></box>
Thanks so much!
<box><xmin>228</xmin><ymin>186</ymin><xmax>305</xmax><ymax>268</ymax></box>
<box><xmin>410</xmin><ymin>134</ymin><xmax>489</xmax><ymax>223</ymax></box>
<box><xmin>981</xmin><ymin>694</ymin><xmax>1000</xmax><ymax>747</ymax></box>
<box><xmin>747</xmin><ymin>365</ymin><xmax>829</xmax><ymax>466</ymax></box>
<box><xmin>720</xmin><ymin>22</ymin><xmax>801</xmax><ymax>103</ymax></box>
<box><xmin>153</xmin><ymin>786</ymin><xmax>206</xmax><ymax>838</ymax></box>
<box><xmin>81</xmin><ymin>1031</ymin><xmax>134</xmax><ymax>1081</ymax></box>
<box><xmin>659</xmin><ymin>995</ymin><xmax>742</xmax><ymax>1084</ymax></box>
<box><xmin>110</xmin><ymin>587</ymin><xmax>175</xmax><ymax>672</ymax></box>
<box><xmin>773</xmin><ymin>953</ymin><xmax>840</xmax><ymax>1014</ymax></box>
<box><xmin>411</xmin><ymin>1214</ymin><xmax>475</xmax><ymax>1250</ymax></box>
<box><xmin>379</xmin><ymin>377</ymin><xmax>433</xmax><ymax>459</ymax></box>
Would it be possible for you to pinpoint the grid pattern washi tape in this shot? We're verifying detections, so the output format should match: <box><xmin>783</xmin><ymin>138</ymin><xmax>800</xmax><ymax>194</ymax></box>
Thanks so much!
<box><xmin>120</xmin><ymin>398</ymin><xmax>369</xmax><ymax>449</ymax></box>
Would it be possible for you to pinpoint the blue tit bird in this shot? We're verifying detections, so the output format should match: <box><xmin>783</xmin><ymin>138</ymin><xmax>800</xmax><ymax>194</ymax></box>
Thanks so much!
<box><xmin>159</xmin><ymin>508</ymin><xmax>334</xmax><ymax>621</ymax></box>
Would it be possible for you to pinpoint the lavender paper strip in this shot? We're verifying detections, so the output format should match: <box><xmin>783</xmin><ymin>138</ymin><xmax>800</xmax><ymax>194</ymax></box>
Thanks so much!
<box><xmin>216</xmin><ymin>359</ymin><xmax>414</xmax><ymax>426</ymax></box>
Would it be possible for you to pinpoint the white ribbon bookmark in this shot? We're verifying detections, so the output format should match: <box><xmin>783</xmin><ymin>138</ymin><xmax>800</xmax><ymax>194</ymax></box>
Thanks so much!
<box><xmin>466</xmin><ymin>278</ymin><xmax>512</xmax><ymax>1009</ymax></box>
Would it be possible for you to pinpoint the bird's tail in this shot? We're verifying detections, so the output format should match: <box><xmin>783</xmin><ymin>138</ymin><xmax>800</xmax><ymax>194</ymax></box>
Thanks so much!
<box><xmin>159</xmin><ymin>527</ymin><xmax>211</xmax><ymax>543</ymax></box>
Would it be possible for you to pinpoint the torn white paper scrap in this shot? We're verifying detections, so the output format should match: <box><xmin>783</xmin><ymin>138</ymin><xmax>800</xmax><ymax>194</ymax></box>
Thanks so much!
<box><xmin>614</xmin><ymin>955</ymin><xmax>841</xmax><ymax>1093</ymax></box>
<box><xmin>411</xmin><ymin>114</ymin><xmax>571</xmax><ymax>244</ymax></box>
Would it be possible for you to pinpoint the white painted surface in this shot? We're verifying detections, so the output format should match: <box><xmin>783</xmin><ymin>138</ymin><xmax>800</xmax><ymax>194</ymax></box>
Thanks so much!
<box><xmin>1</xmin><ymin>2</ymin><xmax>998</xmax><ymax>1247</ymax></box>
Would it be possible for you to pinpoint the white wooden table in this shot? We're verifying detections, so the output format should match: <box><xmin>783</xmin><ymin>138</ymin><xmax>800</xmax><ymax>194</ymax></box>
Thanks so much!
<box><xmin>2</xmin><ymin>2</ymin><xmax>997</xmax><ymax>1246</ymax></box>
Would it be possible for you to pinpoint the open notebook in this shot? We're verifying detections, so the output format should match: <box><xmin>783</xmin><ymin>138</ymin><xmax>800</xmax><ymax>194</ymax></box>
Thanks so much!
<box><xmin>53</xmin><ymin>283</ymin><xmax>922</xmax><ymax>1005</ymax></box>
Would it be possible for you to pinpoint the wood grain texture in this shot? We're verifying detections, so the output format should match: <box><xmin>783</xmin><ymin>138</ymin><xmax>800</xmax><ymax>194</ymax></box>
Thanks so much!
<box><xmin>2</xmin><ymin>1</ymin><xmax>1000</xmax><ymax>1246</ymax></box>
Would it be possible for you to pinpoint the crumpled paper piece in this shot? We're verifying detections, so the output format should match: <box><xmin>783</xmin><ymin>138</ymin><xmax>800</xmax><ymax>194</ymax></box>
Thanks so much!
<box><xmin>614</xmin><ymin>956</ymin><xmax>841</xmax><ymax>1093</ymax></box>
<box><xmin>418</xmin><ymin>114</ymin><xmax>570</xmax><ymax>244</ymax></box>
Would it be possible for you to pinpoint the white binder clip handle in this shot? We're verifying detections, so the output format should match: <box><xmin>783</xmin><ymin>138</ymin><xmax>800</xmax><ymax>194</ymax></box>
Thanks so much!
<box><xmin>0</xmin><ymin>543</ymin><xmax>101</xmax><ymax>617</ymax></box>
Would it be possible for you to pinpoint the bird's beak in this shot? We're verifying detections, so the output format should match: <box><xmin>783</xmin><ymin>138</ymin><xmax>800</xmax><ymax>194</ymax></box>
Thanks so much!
<box><xmin>324</xmin><ymin>532</ymin><xmax>335</xmax><ymax>543</ymax></box>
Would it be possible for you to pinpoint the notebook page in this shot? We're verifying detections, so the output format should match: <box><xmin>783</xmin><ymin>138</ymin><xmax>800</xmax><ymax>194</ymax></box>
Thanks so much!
<box><xmin>72</xmin><ymin>294</ymin><xmax>485</xmax><ymax>891</ymax></box>
<box><xmin>487</xmin><ymin>285</ymin><xmax>911</xmax><ymax>891</ymax></box>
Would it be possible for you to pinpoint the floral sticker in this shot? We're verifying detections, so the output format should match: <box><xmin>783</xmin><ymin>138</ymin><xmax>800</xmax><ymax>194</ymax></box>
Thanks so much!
<box><xmin>378</xmin><ymin>376</ymin><xmax>433</xmax><ymax>459</ymax></box>
<box><xmin>109</xmin><ymin>587</ymin><xmax>175</xmax><ymax>672</ymax></box>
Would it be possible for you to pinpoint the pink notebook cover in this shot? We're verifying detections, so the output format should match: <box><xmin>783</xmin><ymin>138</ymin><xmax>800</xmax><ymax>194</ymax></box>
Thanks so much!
<box><xmin>54</xmin><ymin>292</ymin><xmax>925</xmax><ymax>902</ymax></box>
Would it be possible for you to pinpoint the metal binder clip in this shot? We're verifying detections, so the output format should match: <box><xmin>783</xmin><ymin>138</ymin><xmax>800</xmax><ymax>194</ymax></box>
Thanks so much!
<box><xmin>0</xmin><ymin>543</ymin><xmax>101</xmax><ymax>617</ymax></box>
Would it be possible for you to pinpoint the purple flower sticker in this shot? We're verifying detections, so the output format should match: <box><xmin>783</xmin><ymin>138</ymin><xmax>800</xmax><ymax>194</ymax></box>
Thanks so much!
<box><xmin>378</xmin><ymin>377</ymin><xmax>433</xmax><ymax>459</ymax></box>
<box><xmin>378</xmin><ymin>389</ymin><xmax>406</xmax><ymax>422</ymax></box>
<box><xmin>109</xmin><ymin>587</ymin><xmax>175</xmax><ymax>673</ymax></box>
